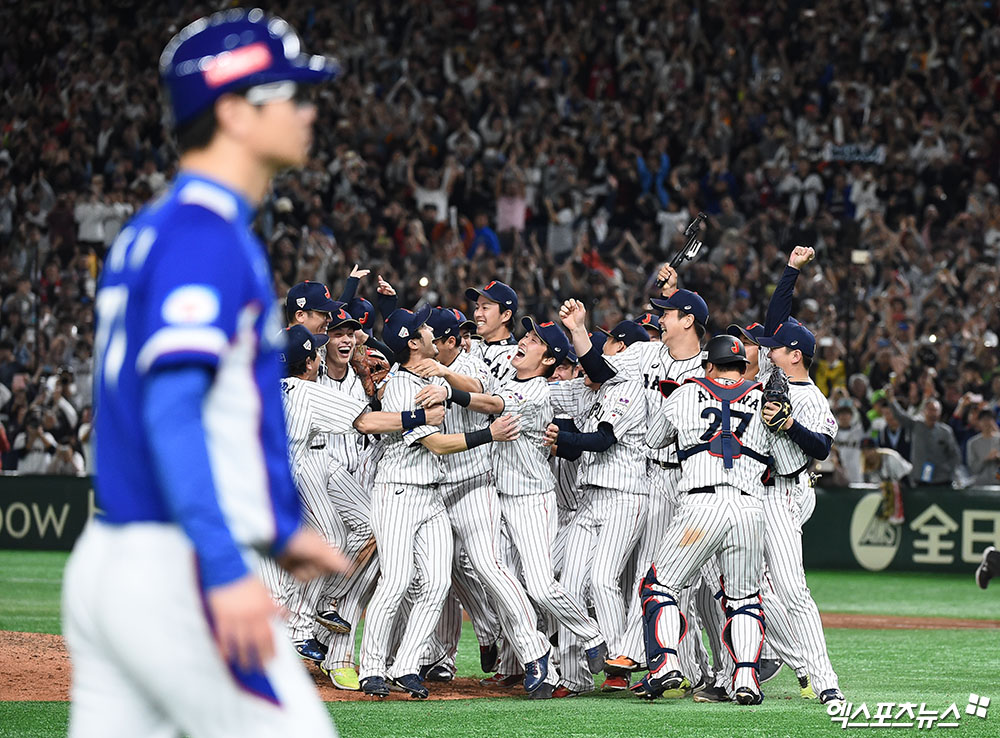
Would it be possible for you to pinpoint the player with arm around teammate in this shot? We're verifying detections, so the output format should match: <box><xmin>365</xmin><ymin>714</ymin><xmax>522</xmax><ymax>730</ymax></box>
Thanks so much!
<box><xmin>408</xmin><ymin>307</ymin><xmax>554</xmax><ymax>692</ymax></box>
<box><xmin>639</xmin><ymin>335</ymin><xmax>775</xmax><ymax>705</ymax></box>
<box><xmin>541</xmin><ymin>320</ymin><xmax>652</xmax><ymax>696</ymax></box>
<box><xmin>357</xmin><ymin>307</ymin><xmax>520</xmax><ymax>699</ymax></box>
<box><xmin>62</xmin><ymin>11</ymin><xmax>349</xmax><ymax>738</ymax></box>
<box><xmin>421</xmin><ymin>317</ymin><xmax>610</xmax><ymax>698</ymax></box>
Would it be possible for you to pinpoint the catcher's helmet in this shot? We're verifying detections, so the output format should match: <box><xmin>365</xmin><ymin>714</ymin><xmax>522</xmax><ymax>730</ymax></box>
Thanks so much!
<box><xmin>702</xmin><ymin>334</ymin><xmax>748</xmax><ymax>367</ymax></box>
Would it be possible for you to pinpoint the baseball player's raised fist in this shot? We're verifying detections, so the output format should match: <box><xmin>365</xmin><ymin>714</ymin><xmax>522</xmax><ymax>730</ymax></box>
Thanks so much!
<box><xmin>489</xmin><ymin>413</ymin><xmax>521</xmax><ymax>442</ymax></box>
<box><xmin>411</xmin><ymin>358</ymin><xmax>445</xmax><ymax>378</ymax></box>
<box><xmin>207</xmin><ymin>574</ymin><xmax>279</xmax><ymax>672</ymax></box>
<box><xmin>277</xmin><ymin>527</ymin><xmax>352</xmax><ymax>581</ymax></box>
<box><xmin>542</xmin><ymin>422</ymin><xmax>560</xmax><ymax>447</ymax></box>
<box><xmin>424</xmin><ymin>403</ymin><xmax>446</xmax><ymax>425</ymax></box>
<box><xmin>657</xmin><ymin>264</ymin><xmax>678</xmax><ymax>295</ymax></box>
<box><xmin>415</xmin><ymin>384</ymin><xmax>448</xmax><ymax>408</ymax></box>
<box><xmin>788</xmin><ymin>246</ymin><xmax>815</xmax><ymax>270</ymax></box>
<box><xmin>559</xmin><ymin>299</ymin><xmax>586</xmax><ymax>330</ymax></box>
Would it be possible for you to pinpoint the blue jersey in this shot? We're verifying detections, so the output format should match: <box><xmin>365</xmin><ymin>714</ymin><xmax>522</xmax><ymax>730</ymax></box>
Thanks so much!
<box><xmin>92</xmin><ymin>172</ymin><xmax>298</xmax><ymax>584</ymax></box>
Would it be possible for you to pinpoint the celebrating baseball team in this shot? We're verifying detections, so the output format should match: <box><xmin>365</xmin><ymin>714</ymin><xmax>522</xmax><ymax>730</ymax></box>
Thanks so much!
<box><xmin>63</xmin><ymin>10</ymin><xmax>849</xmax><ymax>738</ymax></box>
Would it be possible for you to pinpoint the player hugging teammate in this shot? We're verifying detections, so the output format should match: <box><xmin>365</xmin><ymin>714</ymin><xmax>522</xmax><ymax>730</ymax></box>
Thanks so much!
<box><xmin>246</xmin><ymin>240</ymin><xmax>846</xmax><ymax>710</ymax></box>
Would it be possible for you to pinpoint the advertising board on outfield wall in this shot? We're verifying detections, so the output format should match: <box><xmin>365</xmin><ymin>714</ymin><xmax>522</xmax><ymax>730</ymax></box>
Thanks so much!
<box><xmin>803</xmin><ymin>484</ymin><xmax>1000</xmax><ymax>573</ymax></box>
<box><xmin>1</xmin><ymin>476</ymin><xmax>999</xmax><ymax>572</ymax></box>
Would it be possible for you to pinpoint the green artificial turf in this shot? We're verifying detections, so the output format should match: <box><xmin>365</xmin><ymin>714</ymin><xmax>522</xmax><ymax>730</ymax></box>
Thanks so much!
<box><xmin>1</xmin><ymin>551</ymin><xmax>997</xmax><ymax>737</ymax></box>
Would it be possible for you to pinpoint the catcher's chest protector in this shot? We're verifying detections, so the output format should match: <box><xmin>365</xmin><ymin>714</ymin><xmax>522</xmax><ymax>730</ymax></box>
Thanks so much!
<box><xmin>678</xmin><ymin>378</ymin><xmax>763</xmax><ymax>469</ymax></box>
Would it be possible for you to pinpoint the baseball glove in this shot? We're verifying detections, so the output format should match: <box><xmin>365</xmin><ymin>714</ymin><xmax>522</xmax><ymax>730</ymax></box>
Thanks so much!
<box><xmin>351</xmin><ymin>345</ymin><xmax>391</xmax><ymax>398</ymax></box>
<box><xmin>761</xmin><ymin>368</ymin><xmax>792</xmax><ymax>432</ymax></box>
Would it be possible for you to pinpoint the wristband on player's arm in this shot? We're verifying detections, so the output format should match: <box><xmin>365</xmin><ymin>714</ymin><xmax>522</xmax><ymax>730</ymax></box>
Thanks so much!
<box><xmin>464</xmin><ymin>427</ymin><xmax>493</xmax><ymax>449</ymax></box>
<box><xmin>578</xmin><ymin>347</ymin><xmax>616</xmax><ymax>384</ymax></box>
<box><xmin>401</xmin><ymin>409</ymin><xmax>427</xmax><ymax>430</ymax></box>
<box><xmin>450</xmin><ymin>388</ymin><xmax>471</xmax><ymax>407</ymax></box>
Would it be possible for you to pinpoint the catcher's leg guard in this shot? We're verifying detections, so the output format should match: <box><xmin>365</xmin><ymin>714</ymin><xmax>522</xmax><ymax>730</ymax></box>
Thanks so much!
<box><xmin>640</xmin><ymin>567</ymin><xmax>687</xmax><ymax>682</ymax></box>
<box><xmin>721</xmin><ymin>592</ymin><xmax>765</xmax><ymax>693</ymax></box>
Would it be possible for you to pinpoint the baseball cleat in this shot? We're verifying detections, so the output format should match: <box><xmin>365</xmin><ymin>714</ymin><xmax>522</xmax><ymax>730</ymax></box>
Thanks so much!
<box><xmin>321</xmin><ymin>666</ymin><xmax>360</xmax><ymax>691</ymax></box>
<box><xmin>314</xmin><ymin>609</ymin><xmax>352</xmax><ymax>634</ymax></box>
<box><xmin>480</xmin><ymin>640</ymin><xmax>500</xmax><ymax>672</ymax></box>
<box><xmin>976</xmin><ymin>545</ymin><xmax>997</xmax><ymax>589</ymax></box>
<box><xmin>734</xmin><ymin>686</ymin><xmax>764</xmax><ymax>705</ymax></box>
<box><xmin>553</xmin><ymin>685</ymin><xmax>584</xmax><ymax>698</ymax></box>
<box><xmin>418</xmin><ymin>664</ymin><xmax>453</xmax><ymax>683</ymax></box>
<box><xmin>693</xmin><ymin>685</ymin><xmax>732</xmax><ymax>703</ymax></box>
<box><xmin>605</xmin><ymin>655</ymin><xmax>642</xmax><ymax>673</ymax></box>
<box><xmin>360</xmin><ymin>676</ymin><xmax>390</xmax><ymax>698</ymax></box>
<box><xmin>293</xmin><ymin>638</ymin><xmax>327</xmax><ymax>663</ymax></box>
<box><xmin>660</xmin><ymin>676</ymin><xmax>692</xmax><ymax>699</ymax></box>
<box><xmin>392</xmin><ymin>673</ymin><xmax>429</xmax><ymax>699</ymax></box>
<box><xmin>523</xmin><ymin>650</ymin><xmax>550</xmax><ymax>693</ymax></box>
<box><xmin>799</xmin><ymin>675</ymin><xmax>817</xmax><ymax>699</ymax></box>
<box><xmin>602</xmin><ymin>675</ymin><xmax>630</xmax><ymax>691</ymax></box>
<box><xmin>648</xmin><ymin>668</ymin><xmax>685</xmax><ymax>694</ymax></box>
<box><xmin>759</xmin><ymin>657</ymin><xmax>783</xmax><ymax>683</ymax></box>
<box><xmin>629</xmin><ymin>675</ymin><xmax>652</xmax><ymax>699</ymax></box>
<box><xmin>820</xmin><ymin>688</ymin><xmax>846</xmax><ymax>705</ymax></box>
<box><xmin>527</xmin><ymin>682</ymin><xmax>554</xmax><ymax>700</ymax></box>
<box><xmin>480</xmin><ymin>673</ymin><xmax>523</xmax><ymax>688</ymax></box>
<box><xmin>585</xmin><ymin>641</ymin><xmax>609</xmax><ymax>673</ymax></box>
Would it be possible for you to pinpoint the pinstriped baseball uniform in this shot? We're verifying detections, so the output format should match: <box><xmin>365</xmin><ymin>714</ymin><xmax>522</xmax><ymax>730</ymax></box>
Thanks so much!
<box><xmin>471</xmin><ymin>336</ymin><xmax>518</xmax><ymax>385</ymax></box>
<box><xmin>493</xmin><ymin>375</ymin><xmax>604</xmax><ymax>649</ymax></box>
<box><xmin>548</xmin><ymin>378</ymin><xmax>594</xmax><ymax>577</ymax></box>
<box><xmin>556</xmin><ymin>378</ymin><xmax>650</xmax><ymax>693</ymax></box>
<box><xmin>426</xmin><ymin>350</ymin><xmax>550</xmax><ymax>669</ymax></box>
<box><xmin>275</xmin><ymin>377</ymin><xmax>369</xmax><ymax>641</ymax></box>
<box><xmin>644</xmin><ymin>377</ymin><xmax>774</xmax><ymax>692</ymax></box>
<box><xmin>610</xmin><ymin>346</ymin><xmax>711</xmax><ymax>674</ymax></box>
<box><xmin>358</xmin><ymin>370</ymin><xmax>453</xmax><ymax>681</ymax></box>
<box><xmin>760</xmin><ymin>379</ymin><xmax>841</xmax><ymax>693</ymax></box>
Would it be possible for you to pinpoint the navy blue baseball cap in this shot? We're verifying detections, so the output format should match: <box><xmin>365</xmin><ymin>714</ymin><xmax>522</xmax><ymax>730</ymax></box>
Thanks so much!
<box><xmin>427</xmin><ymin>307</ymin><xmax>464</xmax><ymax>341</ymax></box>
<box><xmin>280</xmin><ymin>324</ymin><xmax>328</xmax><ymax>364</ymax></box>
<box><xmin>288</xmin><ymin>281</ymin><xmax>339</xmax><ymax>314</ymax></box>
<box><xmin>327</xmin><ymin>305</ymin><xmax>361</xmax><ymax>332</ymax></box>
<box><xmin>347</xmin><ymin>297</ymin><xmax>376</xmax><ymax>335</ymax></box>
<box><xmin>383</xmin><ymin>305</ymin><xmax>432</xmax><ymax>354</ymax></box>
<box><xmin>758</xmin><ymin>321</ymin><xmax>816</xmax><ymax>357</ymax></box>
<box><xmin>521</xmin><ymin>317</ymin><xmax>570</xmax><ymax>361</ymax></box>
<box><xmin>635</xmin><ymin>312</ymin><xmax>662</xmax><ymax>336</ymax></box>
<box><xmin>726</xmin><ymin>321</ymin><xmax>766</xmax><ymax>345</ymax></box>
<box><xmin>650</xmin><ymin>289</ymin><xmax>709</xmax><ymax>328</ymax></box>
<box><xmin>453</xmin><ymin>309</ymin><xmax>477</xmax><ymax>333</ymax></box>
<box><xmin>159</xmin><ymin>9</ymin><xmax>341</xmax><ymax>126</ymax></box>
<box><xmin>465</xmin><ymin>280</ymin><xmax>518</xmax><ymax>314</ymax></box>
<box><xmin>601</xmin><ymin>320</ymin><xmax>651</xmax><ymax>347</ymax></box>
<box><xmin>589</xmin><ymin>331</ymin><xmax>607</xmax><ymax>355</ymax></box>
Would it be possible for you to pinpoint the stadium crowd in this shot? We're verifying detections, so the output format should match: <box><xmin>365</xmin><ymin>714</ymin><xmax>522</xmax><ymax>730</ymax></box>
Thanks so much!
<box><xmin>1</xmin><ymin>0</ymin><xmax>999</xmax><ymax>487</ymax></box>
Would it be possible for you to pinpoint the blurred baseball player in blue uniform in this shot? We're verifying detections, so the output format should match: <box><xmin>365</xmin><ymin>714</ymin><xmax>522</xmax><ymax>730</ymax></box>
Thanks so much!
<box><xmin>62</xmin><ymin>10</ymin><xmax>348</xmax><ymax>737</ymax></box>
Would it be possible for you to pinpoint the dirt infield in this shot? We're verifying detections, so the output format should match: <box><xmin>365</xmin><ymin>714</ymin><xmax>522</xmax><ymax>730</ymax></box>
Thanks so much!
<box><xmin>4</xmin><ymin>613</ymin><xmax>999</xmax><ymax>702</ymax></box>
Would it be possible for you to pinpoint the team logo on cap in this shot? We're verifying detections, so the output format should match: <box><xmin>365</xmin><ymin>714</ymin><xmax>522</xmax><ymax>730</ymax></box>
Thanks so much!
<box><xmin>296</xmin><ymin>297</ymin><xmax>306</xmax><ymax>308</ymax></box>
<box><xmin>398</xmin><ymin>327</ymin><xmax>409</xmax><ymax>338</ymax></box>
<box><xmin>203</xmin><ymin>42</ymin><xmax>273</xmax><ymax>88</ymax></box>
<box><xmin>337</xmin><ymin>309</ymin><xmax>348</xmax><ymax>320</ymax></box>
<box><xmin>303</xmin><ymin>339</ymin><xmax>312</xmax><ymax>350</ymax></box>
<box><xmin>360</xmin><ymin>311</ymin><xmax>370</xmax><ymax>325</ymax></box>
<box><xmin>731</xmin><ymin>342</ymin><xmax>740</xmax><ymax>354</ymax></box>
<box><xmin>485</xmin><ymin>280</ymin><xmax>497</xmax><ymax>289</ymax></box>
<box><xmin>540</xmin><ymin>321</ymin><xmax>555</xmax><ymax>327</ymax></box>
